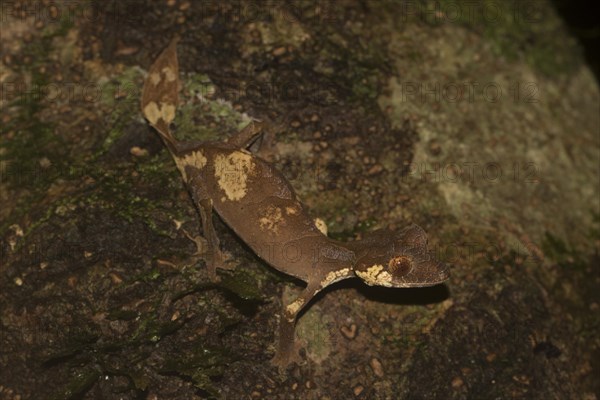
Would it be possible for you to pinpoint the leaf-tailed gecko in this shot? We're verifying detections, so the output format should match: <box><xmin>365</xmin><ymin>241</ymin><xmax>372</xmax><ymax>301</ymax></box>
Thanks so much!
<box><xmin>140</xmin><ymin>39</ymin><xmax>449</xmax><ymax>369</ymax></box>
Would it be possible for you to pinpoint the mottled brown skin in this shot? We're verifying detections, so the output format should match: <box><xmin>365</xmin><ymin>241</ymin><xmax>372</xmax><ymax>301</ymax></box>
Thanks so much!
<box><xmin>141</xmin><ymin>39</ymin><xmax>449</xmax><ymax>370</ymax></box>
<box><xmin>181</xmin><ymin>143</ymin><xmax>356</xmax><ymax>282</ymax></box>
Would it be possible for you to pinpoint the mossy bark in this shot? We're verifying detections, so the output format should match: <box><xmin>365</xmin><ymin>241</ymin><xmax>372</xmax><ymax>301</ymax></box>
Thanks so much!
<box><xmin>1</xmin><ymin>1</ymin><xmax>597</xmax><ymax>399</ymax></box>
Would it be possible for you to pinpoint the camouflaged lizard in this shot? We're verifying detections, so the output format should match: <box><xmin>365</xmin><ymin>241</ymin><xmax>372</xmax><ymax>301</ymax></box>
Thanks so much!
<box><xmin>141</xmin><ymin>39</ymin><xmax>449</xmax><ymax>369</ymax></box>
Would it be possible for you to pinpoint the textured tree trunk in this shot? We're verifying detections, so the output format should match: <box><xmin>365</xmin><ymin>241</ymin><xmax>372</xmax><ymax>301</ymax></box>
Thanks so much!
<box><xmin>1</xmin><ymin>1</ymin><xmax>598</xmax><ymax>399</ymax></box>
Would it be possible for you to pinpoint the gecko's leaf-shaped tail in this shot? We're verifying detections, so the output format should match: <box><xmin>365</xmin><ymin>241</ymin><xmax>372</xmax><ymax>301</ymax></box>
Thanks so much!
<box><xmin>141</xmin><ymin>37</ymin><xmax>180</xmax><ymax>154</ymax></box>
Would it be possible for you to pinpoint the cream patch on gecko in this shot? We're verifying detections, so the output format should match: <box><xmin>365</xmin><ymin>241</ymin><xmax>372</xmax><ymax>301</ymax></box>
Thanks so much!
<box><xmin>286</xmin><ymin>298</ymin><xmax>305</xmax><ymax>319</ymax></box>
<box><xmin>214</xmin><ymin>151</ymin><xmax>255</xmax><ymax>201</ymax></box>
<box><xmin>259</xmin><ymin>205</ymin><xmax>284</xmax><ymax>233</ymax></box>
<box><xmin>175</xmin><ymin>150</ymin><xmax>207</xmax><ymax>180</ymax></box>
<box><xmin>149</xmin><ymin>72</ymin><xmax>161</xmax><ymax>86</ymax></box>
<box><xmin>161</xmin><ymin>66</ymin><xmax>176</xmax><ymax>82</ymax></box>
<box><xmin>355</xmin><ymin>264</ymin><xmax>392</xmax><ymax>286</ymax></box>
<box><xmin>143</xmin><ymin>101</ymin><xmax>176</xmax><ymax>126</ymax></box>
<box><xmin>285</xmin><ymin>206</ymin><xmax>298</xmax><ymax>215</ymax></box>
<box><xmin>320</xmin><ymin>268</ymin><xmax>350</xmax><ymax>288</ymax></box>
<box><xmin>314</xmin><ymin>218</ymin><xmax>328</xmax><ymax>236</ymax></box>
<box><xmin>149</xmin><ymin>66</ymin><xmax>176</xmax><ymax>86</ymax></box>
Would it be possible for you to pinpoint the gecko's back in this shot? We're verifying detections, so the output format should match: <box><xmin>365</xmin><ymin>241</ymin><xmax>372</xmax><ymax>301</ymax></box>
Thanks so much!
<box><xmin>174</xmin><ymin>144</ymin><xmax>355</xmax><ymax>282</ymax></box>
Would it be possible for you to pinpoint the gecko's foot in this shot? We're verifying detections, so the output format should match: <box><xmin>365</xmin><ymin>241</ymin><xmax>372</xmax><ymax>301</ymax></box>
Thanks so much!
<box><xmin>209</xmin><ymin>247</ymin><xmax>238</xmax><ymax>273</ymax></box>
<box><xmin>205</xmin><ymin>251</ymin><xmax>228</xmax><ymax>282</ymax></box>
<box><xmin>271</xmin><ymin>339</ymin><xmax>305</xmax><ymax>372</ymax></box>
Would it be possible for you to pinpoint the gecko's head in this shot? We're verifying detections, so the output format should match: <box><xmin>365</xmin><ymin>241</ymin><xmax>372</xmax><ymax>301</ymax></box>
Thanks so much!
<box><xmin>352</xmin><ymin>224</ymin><xmax>449</xmax><ymax>288</ymax></box>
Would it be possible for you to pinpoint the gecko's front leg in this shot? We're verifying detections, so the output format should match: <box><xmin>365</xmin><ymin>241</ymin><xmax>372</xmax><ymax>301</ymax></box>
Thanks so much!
<box><xmin>272</xmin><ymin>280</ymin><xmax>321</xmax><ymax>371</ymax></box>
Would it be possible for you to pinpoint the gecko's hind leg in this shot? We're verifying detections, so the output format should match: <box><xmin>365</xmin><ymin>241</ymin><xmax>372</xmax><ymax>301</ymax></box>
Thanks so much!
<box><xmin>184</xmin><ymin>165</ymin><xmax>238</xmax><ymax>280</ymax></box>
<box><xmin>198</xmin><ymin>198</ymin><xmax>240</xmax><ymax>280</ymax></box>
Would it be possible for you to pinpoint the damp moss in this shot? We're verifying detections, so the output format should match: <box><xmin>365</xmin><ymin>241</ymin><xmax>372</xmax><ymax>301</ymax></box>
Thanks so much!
<box><xmin>49</xmin><ymin>368</ymin><xmax>101</xmax><ymax>400</ymax></box>
<box><xmin>159</xmin><ymin>345</ymin><xmax>230</xmax><ymax>398</ymax></box>
<box><xmin>77</xmin><ymin>174</ymin><xmax>178</xmax><ymax>238</ymax></box>
<box><xmin>44</xmin><ymin>276</ymin><xmax>237</xmax><ymax>400</ymax></box>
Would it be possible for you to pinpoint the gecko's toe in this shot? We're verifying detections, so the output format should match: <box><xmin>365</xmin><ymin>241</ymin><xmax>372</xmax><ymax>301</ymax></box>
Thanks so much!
<box><xmin>218</xmin><ymin>253</ymin><xmax>238</xmax><ymax>271</ymax></box>
<box><xmin>182</xmin><ymin>229</ymin><xmax>207</xmax><ymax>257</ymax></box>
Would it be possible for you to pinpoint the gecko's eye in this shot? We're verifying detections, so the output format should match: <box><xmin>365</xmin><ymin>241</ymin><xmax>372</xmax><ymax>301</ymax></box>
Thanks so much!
<box><xmin>389</xmin><ymin>256</ymin><xmax>412</xmax><ymax>277</ymax></box>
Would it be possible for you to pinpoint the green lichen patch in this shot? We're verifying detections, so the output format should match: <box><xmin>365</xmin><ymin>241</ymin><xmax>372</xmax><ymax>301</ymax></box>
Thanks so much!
<box><xmin>404</xmin><ymin>0</ymin><xmax>583</xmax><ymax>76</ymax></box>
<box><xmin>296</xmin><ymin>303</ymin><xmax>335</xmax><ymax>364</ymax></box>
<box><xmin>96</xmin><ymin>67</ymin><xmax>146</xmax><ymax>154</ymax></box>
<box><xmin>541</xmin><ymin>226</ymin><xmax>595</xmax><ymax>271</ymax></box>
<box><xmin>173</xmin><ymin>72</ymin><xmax>255</xmax><ymax>144</ymax></box>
